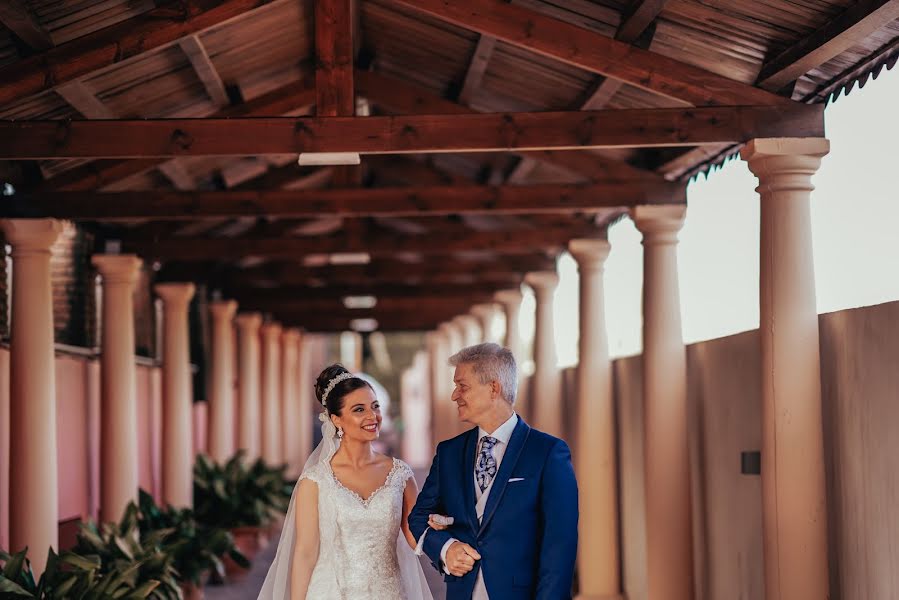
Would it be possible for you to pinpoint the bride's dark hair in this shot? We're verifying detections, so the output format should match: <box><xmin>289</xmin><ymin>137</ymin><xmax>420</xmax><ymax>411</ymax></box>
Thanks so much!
<box><xmin>314</xmin><ymin>364</ymin><xmax>373</xmax><ymax>415</ymax></box>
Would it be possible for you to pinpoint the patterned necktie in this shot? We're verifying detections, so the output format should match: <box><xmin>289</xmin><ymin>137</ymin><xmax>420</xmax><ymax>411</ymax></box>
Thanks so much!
<box><xmin>476</xmin><ymin>436</ymin><xmax>499</xmax><ymax>493</ymax></box>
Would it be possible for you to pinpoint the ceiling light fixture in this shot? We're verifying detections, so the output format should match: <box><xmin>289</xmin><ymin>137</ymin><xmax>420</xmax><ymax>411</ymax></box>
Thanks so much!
<box><xmin>297</xmin><ymin>152</ymin><xmax>361</xmax><ymax>166</ymax></box>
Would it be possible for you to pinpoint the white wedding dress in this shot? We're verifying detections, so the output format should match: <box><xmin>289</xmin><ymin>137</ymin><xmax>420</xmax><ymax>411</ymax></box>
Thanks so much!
<box><xmin>257</xmin><ymin>414</ymin><xmax>433</xmax><ymax>600</ymax></box>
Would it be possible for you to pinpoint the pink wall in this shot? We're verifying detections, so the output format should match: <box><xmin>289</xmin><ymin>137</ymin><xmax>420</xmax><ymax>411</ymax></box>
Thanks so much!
<box><xmin>0</xmin><ymin>350</ymin><xmax>163</xmax><ymax>553</ymax></box>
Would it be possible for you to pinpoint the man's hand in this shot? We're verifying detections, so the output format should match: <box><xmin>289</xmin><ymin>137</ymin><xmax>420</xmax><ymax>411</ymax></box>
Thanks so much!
<box><xmin>445</xmin><ymin>541</ymin><xmax>481</xmax><ymax>577</ymax></box>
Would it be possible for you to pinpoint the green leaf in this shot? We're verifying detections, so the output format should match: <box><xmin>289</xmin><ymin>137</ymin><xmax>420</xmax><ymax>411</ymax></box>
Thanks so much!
<box><xmin>0</xmin><ymin>575</ymin><xmax>35</xmax><ymax>597</ymax></box>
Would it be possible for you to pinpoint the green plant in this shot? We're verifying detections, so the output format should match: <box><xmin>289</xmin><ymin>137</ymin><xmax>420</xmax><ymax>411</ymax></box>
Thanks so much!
<box><xmin>193</xmin><ymin>452</ymin><xmax>291</xmax><ymax>530</ymax></box>
<box><xmin>136</xmin><ymin>490</ymin><xmax>249</xmax><ymax>585</ymax></box>
<box><xmin>0</xmin><ymin>546</ymin><xmax>159</xmax><ymax>599</ymax></box>
<box><xmin>73</xmin><ymin>504</ymin><xmax>181</xmax><ymax>600</ymax></box>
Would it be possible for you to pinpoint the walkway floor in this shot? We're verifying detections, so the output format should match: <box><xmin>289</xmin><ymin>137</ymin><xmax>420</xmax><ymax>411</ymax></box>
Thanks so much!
<box><xmin>205</xmin><ymin>468</ymin><xmax>446</xmax><ymax>599</ymax></box>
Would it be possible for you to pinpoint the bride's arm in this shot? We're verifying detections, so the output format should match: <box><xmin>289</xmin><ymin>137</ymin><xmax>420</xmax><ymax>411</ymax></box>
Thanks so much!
<box><xmin>290</xmin><ymin>479</ymin><xmax>320</xmax><ymax>600</ymax></box>
<box><xmin>400</xmin><ymin>478</ymin><xmax>420</xmax><ymax>550</ymax></box>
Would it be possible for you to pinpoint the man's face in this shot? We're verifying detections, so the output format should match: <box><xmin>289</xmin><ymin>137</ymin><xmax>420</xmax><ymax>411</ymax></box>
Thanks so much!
<box><xmin>452</xmin><ymin>362</ymin><xmax>496</xmax><ymax>425</ymax></box>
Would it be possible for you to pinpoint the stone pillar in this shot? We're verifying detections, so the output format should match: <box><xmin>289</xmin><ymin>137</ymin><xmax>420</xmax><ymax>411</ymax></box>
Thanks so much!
<box><xmin>471</xmin><ymin>303</ymin><xmax>500</xmax><ymax>344</ymax></box>
<box><xmin>452</xmin><ymin>314</ymin><xmax>482</xmax><ymax>347</ymax></box>
<box><xmin>743</xmin><ymin>137</ymin><xmax>831</xmax><ymax>600</ymax></box>
<box><xmin>439</xmin><ymin>321</ymin><xmax>464</xmax><ymax>435</ymax></box>
<box><xmin>428</xmin><ymin>329</ymin><xmax>450</xmax><ymax>444</ymax></box>
<box><xmin>296</xmin><ymin>333</ymin><xmax>313</xmax><ymax>466</ymax></box>
<box><xmin>524</xmin><ymin>271</ymin><xmax>561</xmax><ymax>436</ymax></box>
<box><xmin>260</xmin><ymin>322</ymin><xmax>283</xmax><ymax>465</ymax></box>
<box><xmin>92</xmin><ymin>254</ymin><xmax>142</xmax><ymax>523</ymax></box>
<box><xmin>2</xmin><ymin>219</ymin><xmax>62</xmax><ymax>574</ymax></box>
<box><xmin>208</xmin><ymin>300</ymin><xmax>237</xmax><ymax>463</ymax></box>
<box><xmin>569</xmin><ymin>239</ymin><xmax>620</xmax><ymax>598</ymax></box>
<box><xmin>235</xmin><ymin>312</ymin><xmax>262</xmax><ymax>461</ymax></box>
<box><xmin>155</xmin><ymin>283</ymin><xmax>195</xmax><ymax>508</ymax></box>
<box><xmin>631</xmin><ymin>205</ymin><xmax>692</xmax><ymax>600</ymax></box>
<box><xmin>281</xmin><ymin>328</ymin><xmax>301</xmax><ymax>475</ymax></box>
<box><xmin>494</xmin><ymin>289</ymin><xmax>523</xmax><ymax>360</ymax></box>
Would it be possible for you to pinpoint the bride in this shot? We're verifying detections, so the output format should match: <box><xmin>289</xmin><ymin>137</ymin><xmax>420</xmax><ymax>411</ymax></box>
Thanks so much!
<box><xmin>258</xmin><ymin>364</ymin><xmax>433</xmax><ymax>599</ymax></box>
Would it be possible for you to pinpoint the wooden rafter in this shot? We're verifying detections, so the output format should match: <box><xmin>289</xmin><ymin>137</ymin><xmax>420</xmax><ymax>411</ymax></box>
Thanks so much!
<box><xmin>0</xmin><ymin>104</ymin><xmax>825</xmax><ymax>159</ymax></box>
<box><xmin>26</xmin><ymin>76</ymin><xmax>316</xmax><ymax>191</ymax></box>
<box><xmin>756</xmin><ymin>0</ymin><xmax>899</xmax><ymax>93</ymax></box>
<box><xmin>235</xmin><ymin>295</ymin><xmax>500</xmax><ymax>314</ymax></box>
<box><xmin>179</xmin><ymin>35</ymin><xmax>230</xmax><ymax>107</ymax></box>
<box><xmin>391</xmin><ymin>0</ymin><xmax>790</xmax><ymax>107</ymax></box>
<box><xmin>6</xmin><ymin>181</ymin><xmax>683</xmax><ymax>220</ymax></box>
<box><xmin>123</xmin><ymin>225</ymin><xmax>601</xmax><ymax>260</ymax></box>
<box><xmin>0</xmin><ymin>0</ymin><xmax>53</xmax><ymax>51</ymax></box>
<box><xmin>458</xmin><ymin>35</ymin><xmax>498</xmax><ymax>105</ymax></box>
<box><xmin>0</xmin><ymin>0</ymin><xmax>270</xmax><ymax>108</ymax></box>
<box><xmin>223</xmin><ymin>283</ymin><xmax>526</xmax><ymax>301</ymax></box>
<box><xmin>265</xmin><ymin>309</ymin><xmax>491</xmax><ymax>332</ymax></box>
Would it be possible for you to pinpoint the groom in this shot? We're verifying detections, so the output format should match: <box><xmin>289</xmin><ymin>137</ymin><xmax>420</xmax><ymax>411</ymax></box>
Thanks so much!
<box><xmin>409</xmin><ymin>343</ymin><xmax>578</xmax><ymax>599</ymax></box>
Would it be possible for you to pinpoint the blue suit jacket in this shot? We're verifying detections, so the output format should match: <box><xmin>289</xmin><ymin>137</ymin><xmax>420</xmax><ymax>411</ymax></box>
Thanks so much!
<box><xmin>409</xmin><ymin>417</ymin><xmax>578</xmax><ymax>600</ymax></box>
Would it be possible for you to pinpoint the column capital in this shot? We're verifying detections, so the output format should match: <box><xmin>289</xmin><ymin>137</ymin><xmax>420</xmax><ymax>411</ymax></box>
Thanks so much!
<box><xmin>210</xmin><ymin>299</ymin><xmax>238</xmax><ymax>320</ymax></box>
<box><xmin>261</xmin><ymin>321</ymin><xmax>283</xmax><ymax>339</ymax></box>
<box><xmin>154</xmin><ymin>282</ymin><xmax>196</xmax><ymax>306</ymax></box>
<box><xmin>235</xmin><ymin>311</ymin><xmax>262</xmax><ymax>331</ymax></box>
<box><xmin>282</xmin><ymin>327</ymin><xmax>301</xmax><ymax>343</ymax></box>
<box><xmin>569</xmin><ymin>238</ymin><xmax>611</xmax><ymax>271</ymax></box>
<box><xmin>525</xmin><ymin>270</ymin><xmax>559</xmax><ymax>293</ymax></box>
<box><xmin>631</xmin><ymin>205</ymin><xmax>687</xmax><ymax>243</ymax></box>
<box><xmin>494</xmin><ymin>288</ymin><xmax>523</xmax><ymax>306</ymax></box>
<box><xmin>1</xmin><ymin>219</ymin><xmax>63</xmax><ymax>253</ymax></box>
<box><xmin>742</xmin><ymin>137</ymin><xmax>830</xmax><ymax>194</ymax></box>
<box><xmin>470</xmin><ymin>303</ymin><xmax>498</xmax><ymax>318</ymax></box>
<box><xmin>92</xmin><ymin>254</ymin><xmax>142</xmax><ymax>284</ymax></box>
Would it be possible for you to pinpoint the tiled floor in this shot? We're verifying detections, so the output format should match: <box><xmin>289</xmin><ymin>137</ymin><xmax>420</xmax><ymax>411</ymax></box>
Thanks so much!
<box><xmin>205</xmin><ymin>468</ymin><xmax>446</xmax><ymax>599</ymax></box>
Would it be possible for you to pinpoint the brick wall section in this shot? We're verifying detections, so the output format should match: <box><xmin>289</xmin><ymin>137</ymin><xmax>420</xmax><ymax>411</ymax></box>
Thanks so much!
<box><xmin>49</xmin><ymin>222</ymin><xmax>94</xmax><ymax>347</ymax></box>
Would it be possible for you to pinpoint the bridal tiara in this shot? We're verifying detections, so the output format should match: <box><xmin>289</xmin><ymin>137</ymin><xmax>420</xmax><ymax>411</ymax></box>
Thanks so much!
<box><xmin>321</xmin><ymin>372</ymin><xmax>355</xmax><ymax>406</ymax></box>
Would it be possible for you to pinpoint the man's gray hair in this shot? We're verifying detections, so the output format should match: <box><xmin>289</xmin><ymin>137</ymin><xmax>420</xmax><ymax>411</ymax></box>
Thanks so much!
<box><xmin>448</xmin><ymin>343</ymin><xmax>518</xmax><ymax>404</ymax></box>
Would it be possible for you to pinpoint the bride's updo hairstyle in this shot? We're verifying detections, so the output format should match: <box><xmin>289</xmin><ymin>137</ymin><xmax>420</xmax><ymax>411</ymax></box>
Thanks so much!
<box><xmin>315</xmin><ymin>364</ymin><xmax>373</xmax><ymax>416</ymax></box>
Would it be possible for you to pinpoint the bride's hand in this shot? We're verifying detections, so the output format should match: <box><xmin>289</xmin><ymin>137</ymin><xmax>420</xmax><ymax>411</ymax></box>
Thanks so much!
<box><xmin>428</xmin><ymin>514</ymin><xmax>453</xmax><ymax>530</ymax></box>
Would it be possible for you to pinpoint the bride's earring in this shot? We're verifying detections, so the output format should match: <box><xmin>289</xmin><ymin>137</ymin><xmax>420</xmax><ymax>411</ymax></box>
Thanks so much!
<box><xmin>337</xmin><ymin>427</ymin><xmax>344</xmax><ymax>439</ymax></box>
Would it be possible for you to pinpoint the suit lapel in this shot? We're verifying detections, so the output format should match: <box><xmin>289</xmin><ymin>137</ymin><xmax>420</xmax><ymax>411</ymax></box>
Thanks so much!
<box><xmin>477</xmin><ymin>417</ymin><xmax>530</xmax><ymax>537</ymax></box>
<box><xmin>462</xmin><ymin>427</ymin><xmax>480</xmax><ymax>532</ymax></box>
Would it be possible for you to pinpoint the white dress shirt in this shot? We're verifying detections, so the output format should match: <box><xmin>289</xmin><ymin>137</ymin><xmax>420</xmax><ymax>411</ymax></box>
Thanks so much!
<box><xmin>439</xmin><ymin>412</ymin><xmax>519</xmax><ymax>600</ymax></box>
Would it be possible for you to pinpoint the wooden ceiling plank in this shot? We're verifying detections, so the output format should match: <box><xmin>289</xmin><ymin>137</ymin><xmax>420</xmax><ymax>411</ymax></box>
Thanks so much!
<box><xmin>0</xmin><ymin>0</ymin><xmax>272</xmax><ymax>108</ymax></box>
<box><xmin>391</xmin><ymin>0</ymin><xmax>790</xmax><ymax>107</ymax></box>
<box><xmin>123</xmin><ymin>225</ymin><xmax>602</xmax><ymax>260</ymax></box>
<box><xmin>0</xmin><ymin>104</ymin><xmax>825</xmax><ymax>159</ymax></box>
<box><xmin>55</xmin><ymin>81</ymin><xmax>115</xmax><ymax>119</ymax></box>
<box><xmin>157</xmin><ymin>161</ymin><xmax>196</xmax><ymax>190</ymax></box>
<box><xmin>27</xmin><ymin>76</ymin><xmax>316</xmax><ymax>192</ymax></box>
<box><xmin>316</xmin><ymin>0</ymin><xmax>355</xmax><ymax>117</ymax></box>
<box><xmin>0</xmin><ymin>0</ymin><xmax>53</xmax><ymax>51</ymax></box>
<box><xmin>178</xmin><ymin>35</ymin><xmax>230</xmax><ymax>107</ymax></box>
<box><xmin>8</xmin><ymin>181</ymin><xmax>684</xmax><ymax>220</ymax></box>
<box><xmin>756</xmin><ymin>0</ymin><xmax>899</xmax><ymax>92</ymax></box>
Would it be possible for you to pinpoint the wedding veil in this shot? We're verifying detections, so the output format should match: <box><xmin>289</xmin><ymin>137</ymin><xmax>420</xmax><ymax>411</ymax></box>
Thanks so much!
<box><xmin>257</xmin><ymin>412</ymin><xmax>433</xmax><ymax>599</ymax></box>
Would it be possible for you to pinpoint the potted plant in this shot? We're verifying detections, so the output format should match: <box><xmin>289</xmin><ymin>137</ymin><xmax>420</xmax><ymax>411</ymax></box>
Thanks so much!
<box><xmin>0</xmin><ymin>546</ymin><xmax>160</xmax><ymax>599</ymax></box>
<box><xmin>136</xmin><ymin>490</ymin><xmax>249</xmax><ymax>598</ymax></box>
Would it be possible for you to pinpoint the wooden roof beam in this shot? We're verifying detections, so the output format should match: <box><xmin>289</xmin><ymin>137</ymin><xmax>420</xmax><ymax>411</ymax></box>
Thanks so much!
<box><xmin>221</xmin><ymin>283</ymin><xmax>527</xmax><ymax>301</ymax></box>
<box><xmin>178</xmin><ymin>35</ymin><xmax>230</xmax><ymax>107</ymax></box>
<box><xmin>391</xmin><ymin>0</ymin><xmax>790</xmax><ymax>107</ymax></box>
<box><xmin>6</xmin><ymin>181</ymin><xmax>684</xmax><ymax>220</ymax></box>
<box><xmin>756</xmin><ymin>0</ymin><xmax>899</xmax><ymax>93</ymax></box>
<box><xmin>0</xmin><ymin>0</ymin><xmax>53</xmax><ymax>52</ymax></box>
<box><xmin>0</xmin><ymin>0</ymin><xmax>271</xmax><ymax>108</ymax></box>
<box><xmin>27</xmin><ymin>76</ymin><xmax>316</xmax><ymax>192</ymax></box>
<box><xmin>0</xmin><ymin>104</ymin><xmax>824</xmax><ymax>159</ymax></box>
<box><xmin>234</xmin><ymin>295</ymin><xmax>500</xmax><ymax>314</ymax></box>
<box><xmin>268</xmin><ymin>310</ymin><xmax>488</xmax><ymax>332</ymax></box>
<box><xmin>123</xmin><ymin>225</ymin><xmax>602</xmax><ymax>260</ymax></box>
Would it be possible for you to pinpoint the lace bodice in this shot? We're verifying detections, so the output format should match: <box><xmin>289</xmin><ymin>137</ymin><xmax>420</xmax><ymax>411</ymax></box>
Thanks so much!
<box><xmin>300</xmin><ymin>457</ymin><xmax>415</xmax><ymax>599</ymax></box>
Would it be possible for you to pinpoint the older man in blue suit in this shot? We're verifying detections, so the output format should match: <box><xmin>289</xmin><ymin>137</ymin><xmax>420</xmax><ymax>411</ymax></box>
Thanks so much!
<box><xmin>409</xmin><ymin>343</ymin><xmax>579</xmax><ymax>600</ymax></box>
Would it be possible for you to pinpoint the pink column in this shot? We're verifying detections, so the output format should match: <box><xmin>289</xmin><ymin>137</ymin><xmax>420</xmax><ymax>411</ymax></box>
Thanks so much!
<box><xmin>494</xmin><ymin>289</ymin><xmax>523</xmax><ymax>360</ymax></box>
<box><xmin>631</xmin><ymin>205</ymin><xmax>692</xmax><ymax>600</ymax></box>
<box><xmin>260</xmin><ymin>322</ymin><xmax>283</xmax><ymax>466</ymax></box>
<box><xmin>743</xmin><ymin>137</ymin><xmax>831</xmax><ymax>600</ymax></box>
<box><xmin>2</xmin><ymin>219</ymin><xmax>62</xmax><ymax>574</ymax></box>
<box><xmin>92</xmin><ymin>254</ymin><xmax>142</xmax><ymax>523</ymax></box>
<box><xmin>525</xmin><ymin>271</ymin><xmax>561</xmax><ymax>437</ymax></box>
<box><xmin>208</xmin><ymin>300</ymin><xmax>238</xmax><ymax>463</ymax></box>
<box><xmin>235</xmin><ymin>312</ymin><xmax>262</xmax><ymax>461</ymax></box>
<box><xmin>281</xmin><ymin>328</ymin><xmax>300</xmax><ymax>475</ymax></box>
<box><xmin>471</xmin><ymin>303</ymin><xmax>500</xmax><ymax>344</ymax></box>
<box><xmin>296</xmin><ymin>333</ymin><xmax>314</xmax><ymax>467</ymax></box>
<box><xmin>155</xmin><ymin>283</ymin><xmax>195</xmax><ymax>508</ymax></box>
<box><xmin>569</xmin><ymin>239</ymin><xmax>620</xmax><ymax>599</ymax></box>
